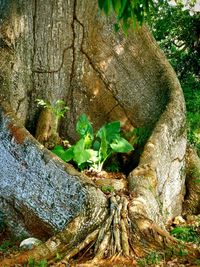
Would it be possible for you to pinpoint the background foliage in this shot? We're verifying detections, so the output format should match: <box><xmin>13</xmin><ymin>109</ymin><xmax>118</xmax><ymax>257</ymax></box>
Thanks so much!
<box><xmin>98</xmin><ymin>0</ymin><xmax>200</xmax><ymax>153</ymax></box>
<box><xmin>149</xmin><ymin>1</ymin><xmax>200</xmax><ymax>153</ymax></box>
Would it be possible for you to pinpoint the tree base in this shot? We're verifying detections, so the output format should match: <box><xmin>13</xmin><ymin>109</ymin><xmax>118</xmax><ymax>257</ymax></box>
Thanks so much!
<box><xmin>2</xmin><ymin>193</ymin><xmax>199</xmax><ymax>267</ymax></box>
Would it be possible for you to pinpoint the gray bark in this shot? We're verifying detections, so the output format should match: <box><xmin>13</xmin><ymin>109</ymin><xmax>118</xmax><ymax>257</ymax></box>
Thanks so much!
<box><xmin>0</xmin><ymin>0</ymin><xmax>168</xmax><ymax>137</ymax></box>
<box><xmin>0</xmin><ymin>0</ymin><xmax>186</xmax><ymax>240</ymax></box>
<box><xmin>182</xmin><ymin>146</ymin><xmax>200</xmax><ymax>215</ymax></box>
<box><xmin>0</xmin><ymin>100</ymin><xmax>107</xmax><ymax>237</ymax></box>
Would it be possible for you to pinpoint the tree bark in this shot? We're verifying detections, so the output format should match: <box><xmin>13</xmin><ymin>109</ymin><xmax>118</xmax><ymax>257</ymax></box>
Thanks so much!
<box><xmin>0</xmin><ymin>0</ymin><xmax>196</xmax><ymax>266</ymax></box>
<box><xmin>0</xmin><ymin>0</ymin><xmax>169</xmax><ymax>137</ymax></box>
<box><xmin>182</xmin><ymin>145</ymin><xmax>200</xmax><ymax>215</ymax></box>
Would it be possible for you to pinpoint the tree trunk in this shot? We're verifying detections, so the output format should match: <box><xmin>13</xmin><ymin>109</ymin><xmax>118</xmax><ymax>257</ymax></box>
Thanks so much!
<box><xmin>0</xmin><ymin>0</ymin><xmax>169</xmax><ymax>136</ymax></box>
<box><xmin>182</xmin><ymin>145</ymin><xmax>200</xmax><ymax>215</ymax></box>
<box><xmin>0</xmin><ymin>0</ymin><xmax>197</xmax><ymax>266</ymax></box>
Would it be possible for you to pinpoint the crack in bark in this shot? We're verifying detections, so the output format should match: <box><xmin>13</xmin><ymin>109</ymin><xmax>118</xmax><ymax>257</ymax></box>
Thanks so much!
<box><xmin>32</xmin><ymin>0</ymin><xmax>37</xmax><ymax>67</ymax></box>
<box><xmin>32</xmin><ymin>2</ymin><xmax>73</xmax><ymax>75</ymax></box>
<box><xmin>16</xmin><ymin>96</ymin><xmax>26</xmax><ymax>114</ymax></box>
<box><xmin>172</xmin><ymin>156</ymin><xmax>185</xmax><ymax>163</ymax></box>
<box><xmin>28</xmin><ymin>0</ymin><xmax>37</xmax><ymax>112</ymax></box>
<box><xmin>33</xmin><ymin>45</ymin><xmax>73</xmax><ymax>74</ymax></box>
<box><xmin>81</xmin><ymin>50</ymin><xmax>133</xmax><ymax>126</ymax></box>
<box><xmin>65</xmin><ymin>0</ymin><xmax>77</xmax><ymax>126</ymax></box>
<box><xmin>105</xmin><ymin>103</ymin><xmax>120</xmax><ymax>117</ymax></box>
<box><xmin>74</xmin><ymin>16</ymin><xmax>133</xmax><ymax>126</ymax></box>
<box><xmin>158</xmin><ymin>155</ymin><xmax>185</xmax><ymax>197</ymax></box>
<box><xmin>69</xmin><ymin>0</ymin><xmax>76</xmax><ymax>86</ymax></box>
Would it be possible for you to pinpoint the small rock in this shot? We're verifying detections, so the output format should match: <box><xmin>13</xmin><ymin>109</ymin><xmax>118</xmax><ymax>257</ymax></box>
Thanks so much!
<box><xmin>19</xmin><ymin>237</ymin><xmax>42</xmax><ymax>250</ymax></box>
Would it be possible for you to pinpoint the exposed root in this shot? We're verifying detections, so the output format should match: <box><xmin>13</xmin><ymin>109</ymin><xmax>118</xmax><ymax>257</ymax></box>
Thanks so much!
<box><xmin>91</xmin><ymin>195</ymin><xmax>133</xmax><ymax>261</ymax></box>
<box><xmin>54</xmin><ymin>229</ymin><xmax>99</xmax><ymax>266</ymax></box>
<box><xmin>113</xmin><ymin>198</ymin><xmax>122</xmax><ymax>254</ymax></box>
<box><xmin>121</xmin><ymin>218</ymin><xmax>129</xmax><ymax>257</ymax></box>
<box><xmin>94</xmin><ymin>231</ymin><xmax>111</xmax><ymax>260</ymax></box>
<box><xmin>2</xmin><ymin>194</ymin><xmax>199</xmax><ymax>266</ymax></box>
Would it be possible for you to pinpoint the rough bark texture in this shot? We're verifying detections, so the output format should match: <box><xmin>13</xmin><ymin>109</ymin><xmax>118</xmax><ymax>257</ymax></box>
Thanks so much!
<box><xmin>0</xmin><ymin>0</ymin><xmax>186</xmax><ymax>234</ymax></box>
<box><xmin>182</xmin><ymin>145</ymin><xmax>200</xmax><ymax>215</ymax></box>
<box><xmin>0</xmin><ymin>0</ymin><xmax>190</xmax><ymax>265</ymax></box>
<box><xmin>128</xmin><ymin>30</ymin><xmax>187</xmax><ymax>225</ymax></box>
<box><xmin>0</xmin><ymin>0</ymin><xmax>169</xmax><ymax>138</ymax></box>
<box><xmin>0</xmin><ymin>100</ymin><xmax>107</xmax><ymax>238</ymax></box>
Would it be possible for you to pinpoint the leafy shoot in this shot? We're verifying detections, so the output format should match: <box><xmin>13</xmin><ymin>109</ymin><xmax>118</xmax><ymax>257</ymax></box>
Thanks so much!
<box><xmin>36</xmin><ymin>99</ymin><xmax>69</xmax><ymax>119</ymax></box>
<box><xmin>52</xmin><ymin>114</ymin><xmax>133</xmax><ymax>172</ymax></box>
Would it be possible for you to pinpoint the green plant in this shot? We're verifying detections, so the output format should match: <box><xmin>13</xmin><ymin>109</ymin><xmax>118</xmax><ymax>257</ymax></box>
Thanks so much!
<box><xmin>52</xmin><ymin>114</ymin><xmax>133</xmax><ymax>172</ymax></box>
<box><xmin>98</xmin><ymin>0</ymin><xmax>165</xmax><ymax>33</ymax></box>
<box><xmin>0</xmin><ymin>240</ymin><xmax>13</xmax><ymax>252</ymax></box>
<box><xmin>125</xmin><ymin>127</ymin><xmax>152</xmax><ymax>147</ymax></box>
<box><xmin>28</xmin><ymin>258</ymin><xmax>47</xmax><ymax>267</ymax></box>
<box><xmin>178</xmin><ymin>247</ymin><xmax>188</xmax><ymax>257</ymax></box>
<box><xmin>101</xmin><ymin>185</ymin><xmax>115</xmax><ymax>193</ymax></box>
<box><xmin>194</xmin><ymin>259</ymin><xmax>200</xmax><ymax>266</ymax></box>
<box><xmin>105</xmin><ymin>161</ymin><xmax>120</xmax><ymax>172</ymax></box>
<box><xmin>149</xmin><ymin>2</ymin><xmax>200</xmax><ymax>154</ymax></box>
<box><xmin>56</xmin><ymin>252</ymin><xmax>62</xmax><ymax>261</ymax></box>
<box><xmin>170</xmin><ymin>226</ymin><xmax>199</xmax><ymax>243</ymax></box>
<box><xmin>137</xmin><ymin>251</ymin><xmax>163</xmax><ymax>266</ymax></box>
<box><xmin>36</xmin><ymin>99</ymin><xmax>69</xmax><ymax>119</ymax></box>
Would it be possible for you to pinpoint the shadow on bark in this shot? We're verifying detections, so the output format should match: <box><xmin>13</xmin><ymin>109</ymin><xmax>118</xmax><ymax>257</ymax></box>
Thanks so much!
<box><xmin>0</xmin><ymin>2</ymin><xmax>199</xmax><ymax>264</ymax></box>
<box><xmin>0</xmin><ymin>67</ymin><xmax>199</xmax><ymax>265</ymax></box>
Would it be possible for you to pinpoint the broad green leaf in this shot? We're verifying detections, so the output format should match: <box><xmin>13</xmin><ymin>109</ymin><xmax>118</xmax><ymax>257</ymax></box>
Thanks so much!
<box><xmin>97</xmin><ymin>121</ymin><xmax>120</xmax><ymax>143</ymax></box>
<box><xmin>52</xmin><ymin>145</ymin><xmax>66</xmax><ymax>160</ymax></box>
<box><xmin>62</xmin><ymin>146</ymin><xmax>74</xmax><ymax>162</ymax></box>
<box><xmin>73</xmin><ymin>139</ymin><xmax>91</xmax><ymax>165</ymax></box>
<box><xmin>52</xmin><ymin>145</ymin><xmax>74</xmax><ymax>162</ymax></box>
<box><xmin>93</xmin><ymin>140</ymin><xmax>101</xmax><ymax>151</ymax></box>
<box><xmin>52</xmin><ymin>145</ymin><xmax>63</xmax><ymax>152</ymax></box>
<box><xmin>83</xmin><ymin>133</ymin><xmax>93</xmax><ymax>148</ymax></box>
<box><xmin>110</xmin><ymin>137</ymin><xmax>133</xmax><ymax>153</ymax></box>
<box><xmin>86</xmin><ymin>149</ymin><xmax>99</xmax><ymax>163</ymax></box>
<box><xmin>76</xmin><ymin>114</ymin><xmax>93</xmax><ymax>140</ymax></box>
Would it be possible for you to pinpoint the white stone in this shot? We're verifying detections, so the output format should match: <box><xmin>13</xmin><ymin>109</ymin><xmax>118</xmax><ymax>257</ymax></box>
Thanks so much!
<box><xmin>19</xmin><ymin>237</ymin><xmax>42</xmax><ymax>249</ymax></box>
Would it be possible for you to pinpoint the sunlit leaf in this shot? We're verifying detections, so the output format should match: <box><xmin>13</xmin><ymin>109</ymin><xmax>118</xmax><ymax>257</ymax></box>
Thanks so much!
<box><xmin>73</xmin><ymin>139</ymin><xmax>91</xmax><ymax>165</ymax></box>
<box><xmin>76</xmin><ymin>114</ymin><xmax>93</xmax><ymax>140</ymax></box>
<box><xmin>52</xmin><ymin>145</ymin><xmax>74</xmax><ymax>162</ymax></box>
<box><xmin>97</xmin><ymin>121</ymin><xmax>120</xmax><ymax>143</ymax></box>
<box><xmin>110</xmin><ymin>137</ymin><xmax>133</xmax><ymax>152</ymax></box>
<box><xmin>86</xmin><ymin>149</ymin><xmax>99</xmax><ymax>163</ymax></box>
